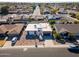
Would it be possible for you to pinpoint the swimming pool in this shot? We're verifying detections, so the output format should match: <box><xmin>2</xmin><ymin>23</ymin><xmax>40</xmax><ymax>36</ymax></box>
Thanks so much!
<box><xmin>43</xmin><ymin>34</ymin><xmax>54</xmax><ymax>40</ymax></box>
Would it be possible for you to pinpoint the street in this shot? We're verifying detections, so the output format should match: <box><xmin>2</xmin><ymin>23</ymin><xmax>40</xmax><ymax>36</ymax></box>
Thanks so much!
<box><xmin>0</xmin><ymin>48</ymin><xmax>79</xmax><ymax>57</ymax></box>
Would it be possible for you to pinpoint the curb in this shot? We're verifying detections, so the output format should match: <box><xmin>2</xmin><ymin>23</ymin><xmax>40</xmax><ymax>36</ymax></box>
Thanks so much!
<box><xmin>1</xmin><ymin>45</ymin><xmax>35</xmax><ymax>49</ymax></box>
<box><xmin>0</xmin><ymin>45</ymin><xmax>69</xmax><ymax>49</ymax></box>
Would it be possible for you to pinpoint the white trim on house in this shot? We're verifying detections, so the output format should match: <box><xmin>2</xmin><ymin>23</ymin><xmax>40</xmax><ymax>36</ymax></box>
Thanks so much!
<box><xmin>25</xmin><ymin>23</ymin><xmax>52</xmax><ymax>32</ymax></box>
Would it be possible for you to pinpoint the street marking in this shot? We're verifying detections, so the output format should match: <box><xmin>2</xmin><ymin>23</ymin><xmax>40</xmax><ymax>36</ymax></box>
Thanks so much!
<box><xmin>23</xmin><ymin>48</ymin><xmax>28</xmax><ymax>51</ymax></box>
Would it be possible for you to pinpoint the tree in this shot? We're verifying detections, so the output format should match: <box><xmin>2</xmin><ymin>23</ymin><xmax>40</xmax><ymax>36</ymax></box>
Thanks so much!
<box><xmin>1</xmin><ymin>6</ymin><xmax>9</xmax><ymax>15</ymax></box>
<box><xmin>51</xmin><ymin>8</ymin><xmax>59</xmax><ymax>14</ymax></box>
<box><xmin>54</xmin><ymin>33</ymin><xmax>61</xmax><ymax>40</ymax></box>
<box><xmin>76</xmin><ymin>12</ymin><xmax>79</xmax><ymax>20</ymax></box>
<box><xmin>74</xmin><ymin>21</ymin><xmax>79</xmax><ymax>24</ymax></box>
<box><xmin>69</xmin><ymin>13</ymin><xmax>76</xmax><ymax>18</ymax></box>
<box><xmin>63</xmin><ymin>3</ymin><xmax>68</xmax><ymax>10</ymax></box>
<box><xmin>48</xmin><ymin>20</ymin><xmax>56</xmax><ymax>24</ymax></box>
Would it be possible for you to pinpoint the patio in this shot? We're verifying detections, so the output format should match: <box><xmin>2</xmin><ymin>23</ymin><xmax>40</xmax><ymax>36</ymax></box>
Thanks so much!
<box><xmin>15</xmin><ymin>30</ymin><xmax>44</xmax><ymax>46</ymax></box>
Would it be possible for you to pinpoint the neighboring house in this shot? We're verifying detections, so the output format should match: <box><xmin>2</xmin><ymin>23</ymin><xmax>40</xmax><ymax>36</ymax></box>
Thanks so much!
<box><xmin>43</xmin><ymin>9</ymin><xmax>51</xmax><ymax>15</ymax></box>
<box><xmin>9</xmin><ymin>10</ymin><xmax>32</xmax><ymax>14</ymax></box>
<box><xmin>66</xmin><ymin>10</ymin><xmax>77</xmax><ymax>14</ymax></box>
<box><xmin>9</xmin><ymin>6</ymin><xmax>32</xmax><ymax>14</ymax></box>
<box><xmin>58</xmin><ymin>8</ymin><xmax>67</xmax><ymax>14</ymax></box>
<box><xmin>10</xmin><ymin>14</ymin><xmax>21</xmax><ymax>20</ymax></box>
<box><xmin>47</xmin><ymin>14</ymin><xmax>61</xmax><ymax>20</ymax></box>
<box><xmin>0</xmin><ymin>14</ymin><xmax>29</xmax><ymax>24</ymax></box>
<box><xmin>54</xmin><ymin>24</ymin><xmax>79</xmax><ymax>39</ymax></box>
<box><xmin>31</xmin><ymin>5</ymin><xmax>45</xmax><ymax>20</ymax></box>
<box><xmin>25</xmin><ymin>22</ymin><xmax>52</xmax><ymax>40</ymax></box>
<box><xmin>0</xmin><ymin>24</ymin><xmax>24</xmax><ymax>40</ymax></box>
<box><xmin>0</xmin><ymin>19</ymin><xmax>7</xmax><ymax>24</ymax></box>
<box><xmin>72</xmin><ymin>6</ymin><xmax>77</xmax><ymax>10</ymax></box>
<box><xmin>0</xmin><ymin>14</ymin><xmax>21</xmax><ymax>24</ymax></box>
<box><xmin>9</xmin><ymin>10</ymin><xmax>18</xmax><ymax>14</ymax></box>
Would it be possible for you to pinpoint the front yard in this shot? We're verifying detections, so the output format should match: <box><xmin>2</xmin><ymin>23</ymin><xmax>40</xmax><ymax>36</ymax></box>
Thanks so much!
<box><xmin>0</xmin><ymin>40</ymin><xmax>6</xmax><ymax>47</ymax></box>
<box><xmin>48</xmin><ymin>20</ymin><xmax>66</xmax><ymax>44</ymax></box>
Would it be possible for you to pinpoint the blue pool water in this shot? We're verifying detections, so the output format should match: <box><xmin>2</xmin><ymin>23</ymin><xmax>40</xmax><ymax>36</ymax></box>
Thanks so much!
<box><xmin>43</xmin><ymin>35</ymin><xmax>54</xmax><ymax>40</ymax></box>
<box><xmin>26</xmin><ymin>34</ymin><xmax>54</xmax><ymax>40</ymax></box>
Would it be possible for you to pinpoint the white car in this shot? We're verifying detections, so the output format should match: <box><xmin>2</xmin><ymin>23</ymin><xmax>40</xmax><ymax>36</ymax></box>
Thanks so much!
<box><xmin>11</xmin><ymin>37</ymin><xmax>18</xmax><ymax>44</ymax></box>
<box><xmin>69</xmin><ymin>44</ymin><xmax>77</xmax><ymax>48</ymax></box>
<box><xmin>39</xmin><ymin>35</ymin><xmax>43</xmax><ymax>41</ymax></box>
<box><xmin>68</xmin><ymin>43</ymin><xmax>79</xmax><ymax>53</ymax></box>
<box><xmin>77</xmin><ymin>40</ymin><xmax>79</xmax><ymax>43</ymax></box>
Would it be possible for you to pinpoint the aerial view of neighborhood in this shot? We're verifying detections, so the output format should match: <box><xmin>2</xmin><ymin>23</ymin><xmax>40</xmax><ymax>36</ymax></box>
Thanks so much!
<box><xmin>0</xmin><ymin>3</ymin><xmax>79</xmax><ymax>57</ymax></box>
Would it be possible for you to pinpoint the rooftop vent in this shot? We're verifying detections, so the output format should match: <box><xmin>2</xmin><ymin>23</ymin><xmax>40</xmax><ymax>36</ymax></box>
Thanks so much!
<box><xmin>34</xmin><ymin>25</ymin><xmax>37</xmax><ymax>28</ymax></box>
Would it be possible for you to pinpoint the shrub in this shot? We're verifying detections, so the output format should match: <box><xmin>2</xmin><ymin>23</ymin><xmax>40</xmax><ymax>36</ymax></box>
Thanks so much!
<box><xmin>53</xmin><ymin>33</ymin><xmax>61</xmax><ymax>40</ymax></box>
<box><xmin>48</xmin><ymin>20</ymin><xmax>56</xmax><ymax>24</ymax></box>
<box><xmin>76</xmin><ymin>12</ymin><xmax>79</xmax><ymax>20</ymax></box>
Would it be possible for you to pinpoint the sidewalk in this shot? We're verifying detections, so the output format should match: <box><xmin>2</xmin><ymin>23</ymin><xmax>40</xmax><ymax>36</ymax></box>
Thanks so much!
<box><xmin>0</xmin><ymin>44</ymin><xmax>69</xmax><ymax>50</ymax></box>
<box><xmin>1</xmin><ymin>45</ymin><xmax>35</xmax><ymax>49</ymax></box>
<box><xmin>0</xmin><ymin>42</ymin><xmax>70</xmax><ymax>50</ymax></box>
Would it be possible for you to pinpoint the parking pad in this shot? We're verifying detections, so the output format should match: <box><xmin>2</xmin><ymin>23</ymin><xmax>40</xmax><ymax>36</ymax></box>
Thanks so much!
<box><xmin>3</xmin><ymin>41</ymin><xmax>11</xmax><ymax>47</ymax></box>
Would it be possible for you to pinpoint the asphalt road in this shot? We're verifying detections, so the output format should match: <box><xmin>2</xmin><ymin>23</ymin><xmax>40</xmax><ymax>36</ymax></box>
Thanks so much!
<box><xmin>0</xmin><ymin>48</ymin><xmax>79</xmax><ymax>57</ymax></box>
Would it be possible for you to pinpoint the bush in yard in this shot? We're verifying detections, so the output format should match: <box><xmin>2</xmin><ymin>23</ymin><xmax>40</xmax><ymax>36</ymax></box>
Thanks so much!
<box><xmin>76</xmin><ymin>12</ymin><xmax>79</xmax><ymax>20</ymax></box>
<box><xmin>51</xmin><ymin>8</ymin><xmax>59</xmax><ymax>14</ymax></box>
<box><xmin>53</xmin><ymin>33</ymin><xmax>61</xmax><ymax>40</ymax></box>
<box><xmin>74</xmin><ymin>21</ymin><xmax>79</xmax><ymax>24</ymax></box>
<box><xmin>48</xmin><ymin>20</ymin><xmax>56</xmax><ymax>24</ymax></box>
<box><xmin>69</xmin><ymin>13</ymin><xmax>76</xmax><ymax>18</ymax></box>
<box><xmin>60</xmin><ymin>39</ymin><xmax>65</xmax><ymax>44</ymax></box>
<box><xmin>53</xmin><ymin>33</ymin><xmax>65</xmax><ymax>44</ymax></box>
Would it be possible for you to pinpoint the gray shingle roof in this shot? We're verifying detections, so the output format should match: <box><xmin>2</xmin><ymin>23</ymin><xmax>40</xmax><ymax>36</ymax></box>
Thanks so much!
<box><xmin>0</xmin><ymin>24</ymin><xmax>24</xmax><ymax>34</ymax></box>
<box><xmin>54</xmin><ymin>24</ymin><xmax>79</xmax><ymax>33</ymax></box>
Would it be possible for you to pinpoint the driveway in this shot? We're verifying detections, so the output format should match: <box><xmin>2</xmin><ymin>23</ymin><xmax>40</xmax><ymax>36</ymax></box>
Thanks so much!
<box><xmin>3</xmin><ymin>41</ymin><xmax>11</xmax><ymax>47</ymax></box>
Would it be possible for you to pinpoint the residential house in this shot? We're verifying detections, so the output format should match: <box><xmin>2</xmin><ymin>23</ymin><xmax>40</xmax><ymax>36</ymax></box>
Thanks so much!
<box><xmin>47</xmin><ymin>14</ymin><xmax>61</xmax><ymax>20</ymax></box>
<box><xmin>58</xmin><ymin>8</ymin><xmax>67</xmax><ymax>14</ymax></box>
<box><xmin>54</xmin><ymin>24</ymin><xmax>79</xmax><ymax>39</ymax></box>
<box><xmin>43</xmin><ymin>8</ymin><xmax>51</xmax><ymax>15</ymax></box>
<box><xmin>25</xmin><ymin>22</ymin><xmax>52</xmax><ymax>40</ymax></box>
<box><xmin>31</xmin><ymin>5</ymin><xmax>45</xmax><ymax>20</ymax></box>
<box><xmin>0</xmin><ymin>24</ymin><xmax>24</xmax><ymax>40</ymax></box>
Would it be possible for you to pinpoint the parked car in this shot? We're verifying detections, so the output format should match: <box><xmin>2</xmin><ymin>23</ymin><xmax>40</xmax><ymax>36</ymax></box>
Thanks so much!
<box><xmin>11</xmin><ymin>37</ymin><xmax>18</xmax><ymax>45</ymax></box>
<box><xmin>39</xmin><ymin>35</ymin><xmax>44</xmax><ymax>41</ymax></box>
<box><xmin>0</xmin><ymin>19</ymin><xmax>7</xmax><ymax>24</ymax></box>
<box><xmin>68</xmin><ymin>44</ymin><xmax>79</xmax><ymax>53</ymax></box>
<box><xmin>77</xmin><ymin>40</ymin><xmax>79</xmax><ymax>43</ymax></box>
